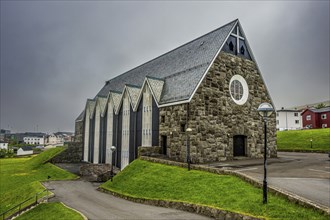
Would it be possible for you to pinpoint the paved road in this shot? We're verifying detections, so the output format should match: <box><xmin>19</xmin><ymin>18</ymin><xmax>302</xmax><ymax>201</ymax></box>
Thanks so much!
<box><xmin>44</xmin><ymin>180</ymin><xmax>210</xmax><ymax>220</ymax></box>
<box><xmin>208</xmin><ymin>152</ymin><xmax>330</xmax><ymax>208</ymax></box>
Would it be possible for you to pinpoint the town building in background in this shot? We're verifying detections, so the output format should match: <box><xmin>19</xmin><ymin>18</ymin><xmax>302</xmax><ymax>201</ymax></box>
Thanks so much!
<box><xmin>0</xmin><ymin>141</ymin><xmax>8</xmax><ymax>150</ymax></box>
<box><xmin>23</xmin><ymin>136</ymin><xmax>45</xmax><ymax>145</ymax></box>
<box><xmin>276</xmin><ymin>100</ymin><xmax>330</xmax><ymax>130</ymax></box>
<box><xmin>45</xmin><ymin>132</ymin><xmax>74</xmax><ymax>146</ymax></box>
<box><xmin>276</xmin><ymin>108</ymin><xmax>302</xmax><ymax>131</ymax></box>
<box><xmin>301</xmin><ymin>107</ymin><xmax>330</xmax><ymax>129</ymax></box>
<box><xmin>17</xmin><ymin>146</ymin><xmax>33</xmax><ymax>156</ymax></box>
<box><xmin>0</xmin><ymin>129</ymin><xmax>10</xmax><ymax>141</ymax></box>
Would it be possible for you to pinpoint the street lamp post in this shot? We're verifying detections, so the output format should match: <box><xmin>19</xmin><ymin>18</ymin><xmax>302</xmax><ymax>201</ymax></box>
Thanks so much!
<box><xmin>186</xmin><ymin>128</ymin><xmax>192</xmax><ymax>171</ymax></box>
<box><xmin>257</xmin><ymin>103</ymin><xmax>274</xmax><ymax>204</ymax></box>
<box><xmin>110</xmin><ymin>146</ymin><xmax>116</xmax><ymax>182</ymax></box>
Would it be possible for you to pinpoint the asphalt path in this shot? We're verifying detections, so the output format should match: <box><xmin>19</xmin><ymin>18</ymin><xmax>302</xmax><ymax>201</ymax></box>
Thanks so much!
<box><xmin>44</xmin><ymin>180</ymin><xmax>210</xmax><ymax>220</ymax></box>
<box><xmin>208</xmin><ymin>152</ymin><xmax>330</xmax><ymax>208</ymax></box>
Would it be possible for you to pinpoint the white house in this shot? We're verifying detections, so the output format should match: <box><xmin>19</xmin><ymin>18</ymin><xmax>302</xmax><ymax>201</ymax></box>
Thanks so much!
<box><xmin>46</xmin><ymin>133</ymin><xmax>64</xmax><ymax>146</ymax></box>
<box><xmin>276</xmin><ymin>108</ymin><xmax>302</xmax><ymax>131</ymax></box>
<box><xmin>23</xmin><ymin>136</ymin><xmax>44</xmax><ymax>145</ymax></box>
<box><xmin>17</xmin><ymin>146</ymin><xmax>33</xmax><ymax>156</ymax></box>
<box><xmin>0</xmin><ymin>141</ymin><xmax>8</xmax><ymax>150</ymax></box>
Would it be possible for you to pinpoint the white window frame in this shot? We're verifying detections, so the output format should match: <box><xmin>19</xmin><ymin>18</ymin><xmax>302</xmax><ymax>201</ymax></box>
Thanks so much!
<box><xmin>321</xmin><ymin>114</ymin><xmax>327</xmax><ymax>120</ymax></box>
<box><xmin>306</xmin><ymin>115</ymin><xmax>311</xmax><ymax>121</ymax></box>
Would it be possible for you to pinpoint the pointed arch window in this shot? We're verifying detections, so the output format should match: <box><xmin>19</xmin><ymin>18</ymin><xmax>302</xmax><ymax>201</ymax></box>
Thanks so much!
<box><xmin>240</xmin><ymin>46</ymin><xmax>245</xmax><ymax>55</ymax></box>
<box><xmin>229</xmin><ymin>41</ymin><xmax>234</xmax><ymax>51</ymax></box>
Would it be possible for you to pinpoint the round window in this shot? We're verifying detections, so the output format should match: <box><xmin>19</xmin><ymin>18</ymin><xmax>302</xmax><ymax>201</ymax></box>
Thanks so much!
<box><xmin>229</xmin><ymin>75</ymin><xmax>249</xmax><ymax>105</ymax></box>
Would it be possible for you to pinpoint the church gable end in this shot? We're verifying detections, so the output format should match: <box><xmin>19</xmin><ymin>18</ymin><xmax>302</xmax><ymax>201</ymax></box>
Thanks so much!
<box><xmin>160</xmin><ymin>51</ymin><xmax>276</xmax><ymax>163</ymax></box>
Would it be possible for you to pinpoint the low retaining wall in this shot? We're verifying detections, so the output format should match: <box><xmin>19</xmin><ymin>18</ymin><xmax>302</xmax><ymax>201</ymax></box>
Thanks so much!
<box><xmin>98</xmin><ymin>188</ymin><xmax>263</xmax><ymax>220</ymax></box>
<box><xmin>140</xmin><ymin>156</ymin><xmax>330</xmax><ymax>215</ymax></box>
<box><xmin>80</xmin><ymin>164</ymin><xmax>110</xmax><ymax>182</ymax></box>
<box><xmin>138</xmin><ymin>146</ymin><xmax>162</xmax><ymax>157</ymax></box>
<box><xmin>80</xmin><ymin>164</ymin><xmax>119</xmax><ymax>182</ymax></box>
<box><xmin>50</xmin><ymin>142</ymin><xmax>83</xmax><ymax>163</ymax></box>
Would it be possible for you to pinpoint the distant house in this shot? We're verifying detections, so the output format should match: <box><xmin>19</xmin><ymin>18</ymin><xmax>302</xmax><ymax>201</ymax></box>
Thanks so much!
<box><xmin>301</xmin><ymin>107</ymin><xmax>330</xmax><ymax>129</ymax></box>
<box><xmin>17</xmin><ymin>146</ymin><xmax>33</xmax><ymax>156</ymax></box>
<box><xmin>45</xmin><ymin>132</ymin><xmax>74</xmax><ymax>146</ymax></box>
<box><xmin>23</xmin><ymin>136</ymin><xmax>44</xmax><ymax>145</ymax></box>
<box><xmin>276</xmin><ymin>108</ymin><xmax>302</xmax><ymax>131</ymax></box>
<box><xmin>46</xmin><ymin>133</ymin><xmax>64</xmax><ymax>146</ymax></box>
<box><xmin>0</xmin><ymin>141</ymin><xmax>8</xmax><ymax>150</ymax></box>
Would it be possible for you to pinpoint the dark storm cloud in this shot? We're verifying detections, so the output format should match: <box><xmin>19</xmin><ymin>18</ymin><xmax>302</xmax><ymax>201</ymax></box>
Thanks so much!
<box><xmin>0</xmin><ymin>1</ymin><xmax>329</xmax><ymax>132</ymax></box>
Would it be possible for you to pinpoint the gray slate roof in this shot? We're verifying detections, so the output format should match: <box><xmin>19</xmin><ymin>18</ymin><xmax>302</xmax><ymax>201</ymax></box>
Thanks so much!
<box><xmin>96</xmin><ymin>19</ymin><xmax>237</xmax><ymax>104</ymax></box>
<box><xmin>21</xmin><ymin>146</ymin><xmax>33</xmax><ymax>151</ymax></box>
<box><xmin>310</xmin><ymin>107</ymin><xmax>330</xmax><ymax>113</ymax></box>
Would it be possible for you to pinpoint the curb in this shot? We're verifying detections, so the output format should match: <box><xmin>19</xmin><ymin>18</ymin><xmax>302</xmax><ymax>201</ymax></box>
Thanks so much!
<box><xmin>278</xmin><ymin>149</ymin><xmax>329</xmax><ymax>153</ymax></box>
<box><xmin>140</xmin><ymin>156</ymin><xmax>330</xmax><ymax>215</ymax></box>
<box><xmin>60</xmin><ymin>202</ymin><xmax>88</xmax><ymax>220</ymax></box>
<box><xmin>98</xmin><ymin>187</ymin><xmax>263</xmax><ymax>220</ymax></box>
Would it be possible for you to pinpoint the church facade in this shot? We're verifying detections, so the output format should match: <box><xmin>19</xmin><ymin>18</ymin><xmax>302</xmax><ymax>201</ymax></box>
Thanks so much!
<box><xmin>75</xmin><ymin>19</ymin><xmax>276</xmax><ymax>169</ymax></box>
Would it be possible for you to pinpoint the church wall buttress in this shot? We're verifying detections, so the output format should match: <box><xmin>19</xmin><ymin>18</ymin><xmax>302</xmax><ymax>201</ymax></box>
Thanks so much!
<box><xmin>93</xmin><ymin>107</ymin><xmax>101</xmax><ymax>164</ymax></box>
<box><xmin>106</xmin><ymin>102</ymin><xmax>114</xmax><ymax>164</ymax></box>
<box><xmin>83</xmin><ymin>111</ymin><xmax>90</xmax><ymax>162</ymax></box>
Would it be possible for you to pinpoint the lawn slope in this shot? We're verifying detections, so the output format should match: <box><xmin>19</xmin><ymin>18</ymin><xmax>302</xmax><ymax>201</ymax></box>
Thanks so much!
<box><xmin>277</xmin><ymin>128</ymin><xmax>330</xmax><ymax>151</ymax></box>
<box><xmin>101</xmin><ymin>159</ymin><xmax>328</xmax><ymax>220</ymax></box>
<box><xmin>0</xmin><ymin>148</ymin><xmax>76</xmax><ymax>216</ymax></box>
<box><xmin>15</xmin><ymin>202</ymin><xmax>83</xmax><ymax>220</ymax></box>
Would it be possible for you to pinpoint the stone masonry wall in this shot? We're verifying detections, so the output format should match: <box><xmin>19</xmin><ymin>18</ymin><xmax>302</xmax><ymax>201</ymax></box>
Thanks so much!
<box><xmin>74</xmin><ymin>120</ymin><xmax>84</xmax><ymax>143</ymax></box>
<box><xmin>159</xmin><ymin>52</ymin><xmax>276</xmax><ymax>163</ymax></box>
<box><xmin>50</xmin><ymin>142</ymin><xmax>83</xmax><ymax>163</ymax></box>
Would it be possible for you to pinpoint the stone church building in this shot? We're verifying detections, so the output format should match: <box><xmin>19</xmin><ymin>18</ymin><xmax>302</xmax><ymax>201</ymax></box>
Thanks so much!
<box><xmin>75</xmin><ymin>19</ymin><xmax>277</xmax><ymax>169</ymax></box>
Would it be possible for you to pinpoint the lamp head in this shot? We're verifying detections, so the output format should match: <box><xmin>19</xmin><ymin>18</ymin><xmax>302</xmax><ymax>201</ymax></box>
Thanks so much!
<box><xmin>257</xmin><ymin>103</ymin><xmax>274</xmax><ymax>117</ymax></box>
<box><xmin>110</xmin><ymin>146</ymin><xmax>116</xmax><ymax>152</ymax></box>
<box><xmin>186</xmin><ymin>128</ymin><xmax>192</xmax><ymax>133</ymax></box>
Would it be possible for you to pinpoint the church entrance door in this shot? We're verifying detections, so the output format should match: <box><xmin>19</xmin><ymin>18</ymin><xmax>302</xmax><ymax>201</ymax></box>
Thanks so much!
<box><xmin>233</xmin><ymin>135</ymin><xmax>246</xmax><ymax>156</ymax></box>
<box><xmin>161</xmin><ymin>135</ymin><xmax>167</xmax><ymax>155</ymax></box>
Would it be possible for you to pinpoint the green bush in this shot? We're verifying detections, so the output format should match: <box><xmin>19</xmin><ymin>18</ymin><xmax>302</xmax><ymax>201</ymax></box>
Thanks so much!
<box><xmin>0</xmin><ymin>149</ymin><xmax>6</xmax><ymax>158</ymax></box>
<box><xmin>0</xmin><ymin>149</ymin><xmax>14</xmax><ymax>158</ymax></box>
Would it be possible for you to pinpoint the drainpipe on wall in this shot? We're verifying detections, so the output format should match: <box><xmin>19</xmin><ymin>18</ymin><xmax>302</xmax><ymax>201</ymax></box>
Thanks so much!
<box><xmin>186</xmin><ymin>103</ymin><xmax>190</xmax><ymax>164</ymax></box>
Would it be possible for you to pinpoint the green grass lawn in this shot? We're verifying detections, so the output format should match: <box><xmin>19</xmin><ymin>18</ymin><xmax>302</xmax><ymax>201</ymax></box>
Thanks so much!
<box><xmin>101</xmin><ymin>159</ymin><xmax>328</xmax><ymax>220</ymax></box>
<box><xmin>0</xmin><ymin>148</ymin><xmax>77</xmax><ymax>217</ymax></box>
<box><xmin>15</xmin><ymin>202</ymin><xmax>84</xmax><ymax>220</ymax></box>
<box><xmin>277</xmin><ymin>128</ymin><xmax>330</xmax><ymax>151</ymax></box>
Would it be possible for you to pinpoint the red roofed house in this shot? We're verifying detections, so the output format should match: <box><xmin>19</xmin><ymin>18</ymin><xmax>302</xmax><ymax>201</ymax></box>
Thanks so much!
<box><xmin>301</xmin><ymin>107</ymin><xmax>330</xmax><ymax>129</ymax></box>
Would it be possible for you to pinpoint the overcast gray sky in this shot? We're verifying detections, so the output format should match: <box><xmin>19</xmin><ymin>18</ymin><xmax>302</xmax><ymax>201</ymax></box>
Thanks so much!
<box><xmin>1</xmin><ymin>1</ymin><xmax>329</xmax><ymax>133</ymax></box>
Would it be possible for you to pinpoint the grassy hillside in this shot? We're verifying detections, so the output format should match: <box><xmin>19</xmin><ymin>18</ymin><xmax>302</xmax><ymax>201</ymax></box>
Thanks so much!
<box><xmin>0</xmin><ymin>148</ymin><xmax>76</xmax><ymax>216</ymax></box>
<box><xmin>16</xmin><ymin>202</ymin><xmax>83</xmax><ymax>220</ymax></box>
<box><xmin>277</xmin><ymin>128</ymin><xmax>330</xmax><ymax>151</ymax></box>
<box><xmin>101</xmin><ymin>159</ymin><xmax>328</xmax><ymax>220</ymax></box>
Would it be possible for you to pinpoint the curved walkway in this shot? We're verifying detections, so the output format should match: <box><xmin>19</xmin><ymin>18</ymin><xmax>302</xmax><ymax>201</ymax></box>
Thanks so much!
<box><xmin>208</xmin><ymin>152</ymin><xmax>330</xmax><ymax>208</ymax></box>
<box><xmin>43</xmin><ymin>180</ymin><xmax>210</xmax><ymax>220</ymax></box>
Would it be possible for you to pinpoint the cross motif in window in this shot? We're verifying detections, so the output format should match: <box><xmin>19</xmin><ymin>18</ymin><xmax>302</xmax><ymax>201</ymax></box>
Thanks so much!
<box><xmin>230</xmin><ymin>26</ymin><xmax>245</xmax><ymax>54</ymax></box>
